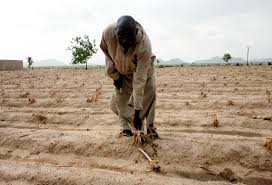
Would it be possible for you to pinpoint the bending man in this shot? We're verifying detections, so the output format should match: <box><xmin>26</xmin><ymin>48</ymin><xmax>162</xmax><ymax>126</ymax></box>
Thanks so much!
<box><xmin>100</xmin><ymin>15</ymin><xmax>158</xmax><ymax>138</ymax></box>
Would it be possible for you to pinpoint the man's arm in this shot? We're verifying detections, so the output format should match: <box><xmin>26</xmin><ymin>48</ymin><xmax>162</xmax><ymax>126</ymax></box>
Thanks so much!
<box><xmin>130</xmin><ymin>36</ymin><xmax>152</xmax><ymax>111</ymax></box>
<box><xmin>100</xmin><ymin>31</ymin><xmax>120</xmax><ymax>81</ymax></box>
<box><xmin>131</xmin><ymin>42</ymin><xmax>152</xmax><ymax>130</ymax></box>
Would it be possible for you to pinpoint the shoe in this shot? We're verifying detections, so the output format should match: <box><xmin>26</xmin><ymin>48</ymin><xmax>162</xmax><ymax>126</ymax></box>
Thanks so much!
<box><xmin>121</xmin><ymin>129</ymin><xmax>133</xmax><ymax>137</ymax></box>
<box><xmin>147</xmin><ymin>124</ymin><xmax>159</xmax><ymax>139</ymax></box>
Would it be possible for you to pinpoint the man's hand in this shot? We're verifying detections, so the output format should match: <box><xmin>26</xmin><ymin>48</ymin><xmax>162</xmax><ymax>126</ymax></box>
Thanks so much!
<box><xmin>113</xmin><ymin>77</ymin><xmax>123</xmax><ymax>90</ymax></box>
<box><xmin>133</xmin><ymin>110</ymin><xmax>142</xmax><ymax>130</ymax></box>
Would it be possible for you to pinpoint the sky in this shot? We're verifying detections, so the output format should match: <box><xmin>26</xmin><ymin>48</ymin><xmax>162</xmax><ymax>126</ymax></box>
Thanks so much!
<box><xmin>1</xmin><ymin>0</ymin><xmax>272</xmax><ymax>64</ymax></box>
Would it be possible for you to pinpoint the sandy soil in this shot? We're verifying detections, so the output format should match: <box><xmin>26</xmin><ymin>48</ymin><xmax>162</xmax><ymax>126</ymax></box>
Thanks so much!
<box><xmin>0</xmin><ymin>65</ymin><xmax>271</xmax><ymax>185</ymax></box>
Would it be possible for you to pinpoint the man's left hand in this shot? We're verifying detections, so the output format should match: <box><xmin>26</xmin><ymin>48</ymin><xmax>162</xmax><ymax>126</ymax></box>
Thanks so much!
<box><xmin>113</xmin><ymin>77</ymin><xmax>123</xmax><ymax>90</ymax></box>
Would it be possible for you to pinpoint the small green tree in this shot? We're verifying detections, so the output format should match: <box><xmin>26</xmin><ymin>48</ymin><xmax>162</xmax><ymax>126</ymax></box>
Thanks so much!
<box><xmin>222</xmin><ymin>53</ymin><xmax>232</xmax><ymax>65</ymax></box>
<box><xmin>67</xmin><ymin>35</ymin><xmax>98</xmax><ymax>70</ymax></box>
<box><xmin>26</xmin><ymin>57</ymin><xmax>34</xmax><ymax>69</ymax></box>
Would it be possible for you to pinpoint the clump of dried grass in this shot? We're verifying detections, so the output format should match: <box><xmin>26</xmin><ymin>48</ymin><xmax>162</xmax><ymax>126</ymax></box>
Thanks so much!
<box><xmin>200</xmin><ymin>91</ymin><xmax>207</xmax><ymax>98</ymax></box>
<box><xmin>19</xmin><ymin>92</ymin><xmax>30</xmax><ymax>98</ymax></box>
<box><xmin>132</xmin><ymin>125</ymin><xmax>158</xmax><ymax>145</ymax></box>
<box><xmin>56</xmin><ymin>97</ymin><xmax>64</xmax><ymax>103</ymax></box>
<box><xmin>213</xmin><ymin>114</ymin><xmax>219</xmax><ymax>127</ymax></box>
<box><xmin>264</xmin><ymin>138</ymin><xmax>272</xmax><ymax>151</ymax></box>
<box><xmin>132</xmin><ymin>130</ymin><xmax>149</xmax><ymax>145</ymax></box>
<box><xmin>219</xmin><ymin>168</ymin><xmax>242</xmax><ymax>183</ymax></box>
<box><xmin>32</xmin><ymin>114</ymin><xmax>47</xmax><ymax>123</ymax></box>
<box><xmin>87</xmin><ymin>84</ymin><xmax>102</xmax><ymax>103</ymax></box>
<box><xmin>28</xmin><ymin>98</ymin><xmax>36</xmax><ymax>104</ymax></box>
<box><xmin>227</xmin><ymin>100</ymin><xmax>234</xmax><ymax>105</ymax></box>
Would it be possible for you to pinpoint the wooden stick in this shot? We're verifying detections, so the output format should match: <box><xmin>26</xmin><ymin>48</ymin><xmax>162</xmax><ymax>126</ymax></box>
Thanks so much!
<box><xmin>200</xmin><ymin>166</ymin><xmax>217</xmax><ymax>176</ymax></box>
<box><xmin>138</xmin><ymin>148</ymin><xmax>160</xmax><ymax>171</ymax></box>
<box><xmin>139</xmin><ymin>148</ymin><xmax>152</xmax><ymax>161</ymax></box>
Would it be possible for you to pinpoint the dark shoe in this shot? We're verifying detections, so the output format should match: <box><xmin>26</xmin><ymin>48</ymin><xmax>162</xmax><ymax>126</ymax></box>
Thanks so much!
<box><xmin>147</xmin><ymin>125</ymin><xmax>159</xmax><ymax>139</ymax></box>
<box><xmin>121</xmin><ymin>129</ymin><xmax>133</xmax><ymax>137</ymax></box>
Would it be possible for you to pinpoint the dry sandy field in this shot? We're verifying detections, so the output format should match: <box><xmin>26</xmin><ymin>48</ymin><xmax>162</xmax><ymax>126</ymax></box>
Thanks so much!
<box><xmin>0</xmin><ymin>65</ymin><xmax>272</xmax><ymax>185</ymax></box>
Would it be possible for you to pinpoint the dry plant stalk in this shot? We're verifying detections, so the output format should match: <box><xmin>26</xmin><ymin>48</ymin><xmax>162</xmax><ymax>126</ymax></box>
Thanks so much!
<box><xmin>20</xmin><ymin>92</ymin><xmax>30</xmax><ymax>98</ymax></box>
<box><xmin>201</xmin><ymin>81</ymin><xmax>205</xmax><ymax>87</ymax></box>
<box><xmin>219</xmin><ymin>168</ymin><xmax>241</xmax><ymax>183</ymax></box>
<box><xmin>200</xmin><ymin>89</ymin><xmax>207</xmax><ymax>98</ymax></box>
<box><xmin>87</xmin><ymin>84</ymin><xmax>102</xmax><ymax>103</ymax></box>
<box><xmin>29</xmin><ymin>98</ymin><xmax>36</xmax><ymax>104</ymax></box>
<box><xmin>227</xmin><ymin>100</ymin><xmax>234</xmax><ymax>105</ymax></box>
<box><xmin>133</xmin><ymin>130</ymin><xmax>148</xmax><ymax>145</ymax></box>
<box><xmin>266</xmin><ymin>89</ymin><xmax>271</xmax><ymax>103</ymax></box>
<box><xmin>87</xmin><ymin>95</ymin><xmax>97</xmax><ymax>103</ymax></box>
<box><xmin>200</xmin><ymin>166</ymin><xmax>217</xmax><ymax>176</ymax></box>
<box><xmin>56</xmin><ymin>97</ymin><xmax>64</xmax><ymax>103</ymax></box>
<box><xmin>213</xmin><ymin>114</ymin><xmax>219</xmax><ymax>127</ymax></box>
<box><xmin>32</xmin><ymin>114</ymin><xmax>47</xmax><ymax>123</ymax></box>
<box><xmin>138</xmin><ymin>148</ymin><xmax>160</xmax><ymax>172</ymax></box>
<box><xmin>264</xmin><ymin>138</ymin><xmax>272</xmax><ymax>151</ymax></box>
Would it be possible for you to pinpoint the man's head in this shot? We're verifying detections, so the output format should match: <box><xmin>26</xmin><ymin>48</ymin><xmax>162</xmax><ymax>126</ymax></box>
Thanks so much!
<box><xmin>116</xmin><ymin>15</ymin><xmax>138</xmax><ymax>54</ymax></box>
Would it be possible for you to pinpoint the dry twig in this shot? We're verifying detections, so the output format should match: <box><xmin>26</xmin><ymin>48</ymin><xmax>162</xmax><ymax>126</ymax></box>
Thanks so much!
<box><xmin>200</xmin><ymin>166</ymin><xmax>242</xmax><ymax>183</ymax></box>
<box><xmin>138</xmin><ymin>148</ymin><xmax>160</xmax><ymax>172</ymax></box>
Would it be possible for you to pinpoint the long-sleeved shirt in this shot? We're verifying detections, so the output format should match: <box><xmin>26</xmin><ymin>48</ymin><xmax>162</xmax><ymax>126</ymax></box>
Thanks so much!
<box><xmin>100</xmin><ymin>22</ymin><xmax>155</xmax><ymax>111</ymax></box>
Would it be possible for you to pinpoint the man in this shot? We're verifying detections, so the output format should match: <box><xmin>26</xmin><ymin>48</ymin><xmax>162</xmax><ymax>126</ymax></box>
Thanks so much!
<box><xmin>100</xmin><ymin>15</ymin><xmax>158</xmax><ymax>138</ymax></box>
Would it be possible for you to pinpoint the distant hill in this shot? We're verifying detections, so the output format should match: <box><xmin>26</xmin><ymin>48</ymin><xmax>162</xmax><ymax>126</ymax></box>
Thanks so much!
<box><xmin>193</xmin><ymin>56</ymin><xmax>246</xmax><ymax>64</ymax></box>
<box><xmin>157</xmin><ymin>58</ymin><xmax>187</xmax><ymax>65</ymax></box>
<box><xmin>32</xmin><ymin>59</ymin><xmax>67</xmax><ymax>67</ymax></box>
<box><xmin>251</xmin><ymin>58</ymin><xmax>272</xmax><ymax>63</ymax></box>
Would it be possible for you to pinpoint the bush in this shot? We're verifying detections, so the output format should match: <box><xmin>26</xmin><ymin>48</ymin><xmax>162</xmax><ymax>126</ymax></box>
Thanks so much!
<box><xmin>268</xmin><ymin>62</ymin><xmax>272</xmax><ymax>66</ymax></box>
<box><xmin>159</xmin><ymin>65</ymin><xmax>164</xmax><ymax>68</ymax></box>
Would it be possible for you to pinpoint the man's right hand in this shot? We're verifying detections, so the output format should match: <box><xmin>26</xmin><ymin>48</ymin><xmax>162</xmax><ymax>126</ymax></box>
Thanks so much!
<box><xmin>113</xmin><ymin>77</ymin><xmax>123</xmax><ymax>90</ymax></box>
<box><xmin>133</xmin><ymin>110</ymin><xmax>142</xmax><ymax>130</ymax></box>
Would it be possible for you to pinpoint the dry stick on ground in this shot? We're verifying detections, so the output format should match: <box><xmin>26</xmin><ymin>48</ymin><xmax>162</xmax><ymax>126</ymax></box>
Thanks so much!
<box><xmin>200</xmin><ymin>166</ymin><xmax>242</xmax><ymax>183</ymax></box>
<box><xmin>200</xmin><ymin>166</ymin><xmax>217</xmax><ymax>176</ymax></box>
<box><xmin>138</xmin><ymin>148</ymin><xmax>160</xmax><ymax>172</ymax></box>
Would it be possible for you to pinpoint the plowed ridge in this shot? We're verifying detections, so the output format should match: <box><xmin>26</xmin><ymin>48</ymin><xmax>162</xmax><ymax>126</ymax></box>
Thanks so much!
<box><xmin>0</xmin><ymin>66</ymin><xmax>272</xmax><ymax>185</ymax></box>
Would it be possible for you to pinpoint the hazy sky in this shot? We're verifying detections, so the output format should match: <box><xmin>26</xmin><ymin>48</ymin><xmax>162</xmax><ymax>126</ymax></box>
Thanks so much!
<box><xmin>1</xmin><ymin>0</ymin><xmax>271</xmax><ymax>64</ymax></box>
